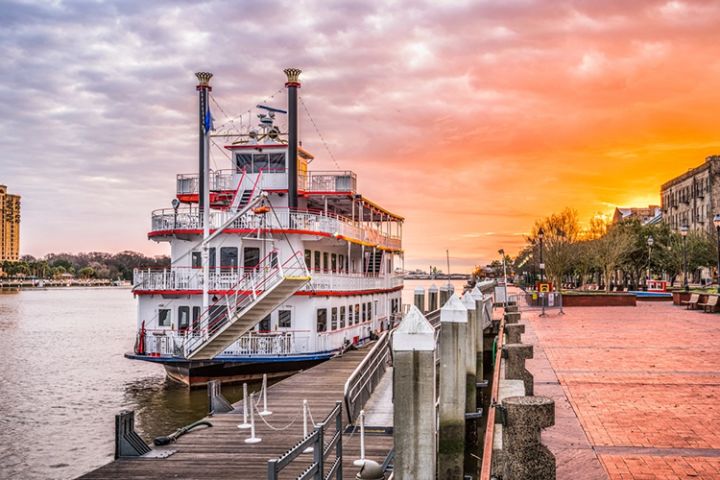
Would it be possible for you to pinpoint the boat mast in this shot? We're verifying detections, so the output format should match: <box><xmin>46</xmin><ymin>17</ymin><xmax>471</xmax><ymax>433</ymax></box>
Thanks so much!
<box><xmin>284</xmin><ymin>68</ymin><xmax>301</xmax><ymax>210</ymax></box>
<box><xmin>196</xmin><ymin>72</ymin><xmax>213</xmax><ymax>316</ymax></box>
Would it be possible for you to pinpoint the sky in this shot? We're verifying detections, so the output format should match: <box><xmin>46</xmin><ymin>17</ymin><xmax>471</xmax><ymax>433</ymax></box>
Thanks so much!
<box><xmin>2</xmin><ymin>0</ymin><xmax>720</xmax><ymax>272</ymax></box>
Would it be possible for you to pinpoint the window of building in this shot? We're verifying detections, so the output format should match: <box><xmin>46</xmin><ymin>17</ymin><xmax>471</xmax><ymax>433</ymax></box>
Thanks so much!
<box><xmin>236</xmin><ymin>153</ymin><xmax>253</xmax><ymax>172</ymax></box>
<box><xmin>314</xmin><ymin>251</ymin><xmax>321</xmax><ymax>271</ymax></box>
<box><xmin>158</xmin><ymin>308</ymin><xmax>171</xmax><ymax>327</ymax></box>
<box><xmin>243</xmin><ymin>247</ymin><xmax>260</xmax><ymax>268</ymax></box>
<box><xmin>278</xmin><ymin>310</ymin><xmax>292</xmax><ymax>328</ymax></box>
<box><xmin>220</xmin><ymin>247</ymin><xmax>238</xmax><ymax>270</ymax></box>
<box><xmin>331</xmin><ymin>253</ymin><xmax>337</xmax><ymax>273</ymax></box>
<box><xmin>340</xmin><ymin>306</ymin><xmax>346</xmax><ymax>329</ymax></box>
<box><xmin>361</xmin><ymin>303</ymin><xmax>366</xmax><ymax>322</ymax></box>
<box><xmin>269</xmin><ymin>153</ymin><xmax>285</xmax><ymax>171</ymax></box>
<box><xmin>323</xmin><ymin>252</ymin><xmax>329</xmax><ymax>272</ymax></box>
<box><xmin>331</xmin><ymin>307</ymin><xmax>338</xmax><ymax>330</ymax></box>
<box><xmin>192</xmin><ymin>306</ymin><xmax>201</xmax><ymax>331</ymax></box>
<box><xmin>317</xmin><ymin>309</ymin><xmax>327</xmax><ymax>332</ymax></box>
<box><xmin>178</xmin><ymin>306</ymin><xmax>190</xmax><ymax>330</ymax></box>
<box><xmin>339</xmin><ymin>254</ymin><xmax>345</xmax><ymax>273</ymax></box>
<box><xmin>259</xmin><ymin>314</ymin><xmax>271</xmax><ymax>332</ymax></box>
<box><xmin>367</xmin><ymin>302</ymin><xmax>372</xmax><ymax>320</ymax></box>
<box><xmin>305</xmin><ymin>249</ymin><xmax>311</xmax><ymax>269</ymax></box>
<box><xmin>191</xmin><ymin>249</ymin><xmax>216</xmax><ymax>268</ymax></box>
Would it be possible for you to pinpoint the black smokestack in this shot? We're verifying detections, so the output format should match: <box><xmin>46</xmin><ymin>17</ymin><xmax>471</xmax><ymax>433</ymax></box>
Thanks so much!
<box><xmin>195</xmin><ymin>72</ymin><xmax>213</xmax><ymax>216</ymax></box>
<box><xmin>284</xmin><ymin>68</ymin><xmax>301</xmax><ymax>210</ymax></box>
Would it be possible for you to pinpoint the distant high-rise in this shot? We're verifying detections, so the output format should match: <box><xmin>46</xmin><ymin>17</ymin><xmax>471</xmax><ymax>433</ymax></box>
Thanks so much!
<box><xmin>0</xmin><ymin>185</ymin><xmax>21</xmax><ymax>262</ymax></box>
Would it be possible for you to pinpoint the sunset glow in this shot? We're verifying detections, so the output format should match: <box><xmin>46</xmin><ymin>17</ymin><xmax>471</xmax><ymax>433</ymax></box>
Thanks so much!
<box><xmin>3</xmin><ymin>0</ymin><xmax>720</xmax><ymax>271</ymax></box>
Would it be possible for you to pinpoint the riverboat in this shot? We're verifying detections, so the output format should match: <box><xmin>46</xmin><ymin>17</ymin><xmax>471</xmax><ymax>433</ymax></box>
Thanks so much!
<box><xmin>126</xmin><ymin>69</ymin><xmax>404</xmax><ymax>386</ymax></box>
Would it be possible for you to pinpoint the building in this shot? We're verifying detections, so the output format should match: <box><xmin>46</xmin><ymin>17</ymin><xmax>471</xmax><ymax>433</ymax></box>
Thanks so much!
<box><xmin>0</xmin><ymin>185</ymin><xmax>21</xmax><ymax>262</ymax></box>
<box><xmin>660</xmin><ymin>155</ymin><xmax>720</xmax><ymax>233</ymax></box>
<box><xmin>612</xmin><ymin>205</ymin><xmax>661</xmax><ymax>225</ymax></box>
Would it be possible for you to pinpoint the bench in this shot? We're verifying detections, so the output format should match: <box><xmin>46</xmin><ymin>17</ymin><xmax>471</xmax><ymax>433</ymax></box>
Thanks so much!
<box><xmin>681</xmin><ymin>293</ymin><xmax>700</xmax><ymax>310</ymax></box>
<box><xmin>698</xmin><ymin>295</ymin><xmax>718</xmax><ymax>313</ymax></box>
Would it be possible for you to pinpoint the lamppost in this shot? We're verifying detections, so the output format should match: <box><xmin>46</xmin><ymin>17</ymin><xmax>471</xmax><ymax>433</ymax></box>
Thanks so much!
<box><xmin>171</xmin><ymin>198</ymin><xmax>180</xmax><ymax>230</ymax></box>
<box><xmin>499</xmin><ymin>248</ymin><xmax>508</xmax><ymax>307</ymax></box>
<box><xmin>680</xmin><ymin>225</ymin><xmax>689</xmax><ymax>291</ymax></box>
<box><xmin>538</xmin><ymin>228</ymin><xmax>545</xmax><ymax>283</ymax></box>
<box><xmin>646</xmin><ymin>235</ymin><xmax>654</xmax><ymax>289</ymax></box>
<box><xmin>713</xmin><ymin>214</ymin><xmax>720</xmax><ymax>286</ymax></box>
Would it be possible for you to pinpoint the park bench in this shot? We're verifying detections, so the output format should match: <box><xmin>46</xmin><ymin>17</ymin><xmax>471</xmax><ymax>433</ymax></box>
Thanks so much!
<box><xmin>698</xmin><ymin>295</ymin><xmax>718</xmax><ymax>313</ymax></box>
<box><xmin>681</xmin><ymin>293</ymin><xmax>700</xmax><ymax>310</ymax></box>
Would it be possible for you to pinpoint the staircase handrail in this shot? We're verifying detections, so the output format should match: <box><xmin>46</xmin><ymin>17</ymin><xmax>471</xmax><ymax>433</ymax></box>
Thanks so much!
<box><xmin>343</xmin><ymin>329</ymin><xmax>392</xmax><ymax>424</ymax></box>
<box><xmin>228</xmin><ymin>167</ymin><xmax>247</xmax><ymax>211</ymax></box>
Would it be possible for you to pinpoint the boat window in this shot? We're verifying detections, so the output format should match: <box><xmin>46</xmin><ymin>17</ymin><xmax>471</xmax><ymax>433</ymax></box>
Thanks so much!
<box><xmin>367</xmin><ymin>302</ymin><xmax>372</xmax><ymax>320</ymax></box>
<box><xmin>304</xmin><ymin>249</ymin><xmax>311</xmax><ymax>269</ymax></box>
<box><xmin>316</xmin><ymin>309</ymin><xmax>327</xmax><ymax>332</ymax></box>
<box><xmin>178</xmin><ymin>306</ymin><xmax>190</xmax><ymax>330</ymax></box>
<box><xmin>347</xmin><ymin>305</ymin><xmax>353</xmax><ymax>325</ymax></box>
<box><xmin>278</xmin><ymin>310</ymin><xmax>292</xmax><ymax>328</ymax></box>
<box><xmin>355</xmin><ymin>304</ymin><xmax>360</xmax><ymax>324</ymax></box>
<box><xmin>331</xmin><ymin>253</ymin><xmax>337</xmax><ymax>273</ymax></box>
<box><xmin>192</xmin><ymin>306</ymin><xmax>201</xmax><ymax>332</ymax></box>
<box><xmin>268</xmin><ymin>153</ymin><xmax>285</xmax><ymax>172</ymax></box>
<box><xmin>314</xmin><ymin>251</ymin><xmax>321</xmax><ymax>271</ymax></box>
<box><xmin>209</xmin><ymin>305</ymin><xmax>225</xmax><ymax>329</ymax></box>
<box><xmin>259</xmin><ymin>314</ymin><xmax>271</xmax><ymax>332</ymax></box>
<box><xmin>235</xmin><ymin>153</ymin><xmax>252</xmax><ymax>172</ymax></box>
<box><xmin>340</xmin><ymin>306</ymin><xmax>346</xmax><ymax>329</ymax></box>
<box><xmin>192</xmin><ymin>252</ymin><xmax>201</xmax><ymax>269</ymax></box>
<box><xmin>323</xmin><ymin>252</ymin><xmax>329</xmax><ymax>272</ymax></box>
<box><xmin>331</xmin><ymin>307</ymin><xmax>338</xmax><ymax>330</ymax></box>
<box><xmin>243</xmin><ymin>247</ymin><xmax>260</xmax><ymax>269</ymax></box>
<box><xmin>361</xmin><ymin>303</ymin><xmax>366</xmax><ymax>322</ymax></box>
<box><xmin>209</xmin><ymin>248</ymin><xmax>216</xmax><ymax>269</ymax></box>
<box><xmin>270</xmin><ymin>251</ymin><xmax>278</xmax><ymax>268</ymax></box>
<box><xmin>253</xmin><ymin>154</ymin><xmax>269</xmax><ymax>173</ymax></box>
<box><xmin>220</xmin><ymin>247</ymin><xmax>238</xmax><ymax>270</ymax></box>
<box><xmin>339</xmin><ymin>255</ymin><xmax>344</xmax><ymax>273</ymax></box>
<box><xmin>158</xmin><ymin>308</ymin><xmax>171</xmax><ymax>327</ymax></box>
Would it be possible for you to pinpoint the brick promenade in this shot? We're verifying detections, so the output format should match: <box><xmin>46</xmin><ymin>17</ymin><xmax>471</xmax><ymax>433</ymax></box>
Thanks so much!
<box><xmin>523</xmin><ymin>300</ymin><xmax>720</xmax><ymax>480</ymax></box>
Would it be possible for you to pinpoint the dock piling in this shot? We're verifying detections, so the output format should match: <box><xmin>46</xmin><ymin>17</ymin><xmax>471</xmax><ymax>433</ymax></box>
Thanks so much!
<box><xmin>461</xmin><ymin>294</ymin><xmax>479</xmax><ymax>477</ymax></box>
<box><xmin>503</xmin><ymin>344</ymin><xmax>534</xmax><ymax>396</ymax></box>
<box><xmin>428</xmin><ymin>284</ymin><xmax>439</xmax><ymax>311</ymax></box>
<box><xmin>501</xmin><ymin>396</ymin><xmax>556</xmax><ymax>480</ymax></box>
<box><xmin>414</xmin><ymin>286</ymin><xmax>426</xmax><ymax>312</ymax></box>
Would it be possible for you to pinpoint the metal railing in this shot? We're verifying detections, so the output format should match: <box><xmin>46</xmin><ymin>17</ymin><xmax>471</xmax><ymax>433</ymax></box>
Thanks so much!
<box><xmin>267</xmin><ymin>401</ymin><xmax>343</xmax><ymax>480</ymax></box>
<box><xmin>343</xmin><ymin>330</ymin><xmax>392</xmax><ymax>424</ymax></box>
<box><xmin>479</xmin><ymin>312</ymin><xmax>507</xmax><ymax>480</ymax></box>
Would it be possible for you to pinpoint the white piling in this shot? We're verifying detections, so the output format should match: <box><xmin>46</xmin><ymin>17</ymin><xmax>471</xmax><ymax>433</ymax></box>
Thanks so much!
<box><xmin>303</xmin><ymin>399</ymin><xmax>313</xmax><ymax>454</ymax></box>
<box><xmin>353</xmin><ymin>409</ymin><xmax>367</xmax><ymax>466</ymax></box>
<box><xmin>237</xmin><ymin>383</ymin><xmax>251</xmax><ymax>429</ymax></box>
<box><xmin>244</xmin><ymin>392</ymin><xmax>261</xmax><ymax>444</ymax></box>
<box><xmin>260</xmin><ymin>373</ymin><xmax>272</xmax><ymax>416</ymax></box>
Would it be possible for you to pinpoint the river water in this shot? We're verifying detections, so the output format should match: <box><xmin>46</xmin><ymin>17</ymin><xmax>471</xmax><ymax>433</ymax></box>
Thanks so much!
<box><xmin>0</xmin><ymin>280</ymin><xmax>467</xmax><ymax>479</ymax></box>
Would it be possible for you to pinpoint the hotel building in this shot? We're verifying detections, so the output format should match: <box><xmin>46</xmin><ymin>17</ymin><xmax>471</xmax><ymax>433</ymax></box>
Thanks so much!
<box><xmin>0</xmin><ymin>185</ymin><xmax>21</xmax><ymax>262</ymax></box>
<box><xmin>660</xmin><ymin>155</ymin><xmax>720</xmax><ymax>233</ymax></box>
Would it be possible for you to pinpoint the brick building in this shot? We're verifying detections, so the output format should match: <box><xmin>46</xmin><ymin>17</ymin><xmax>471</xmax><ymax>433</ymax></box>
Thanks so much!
<box><xmin>660</xmin><ymin>155</ymin><xmax>720</xmax><ymax>233</ymax></box>
<box><xmin>612</xmin><ymin>205</ymin><xmax>661</xmax><ymax>225</ymax></box>
<box><xmin>0</xmin><ymin>185</ymin><xmax>21</xmax><ymax>262</ymax></box>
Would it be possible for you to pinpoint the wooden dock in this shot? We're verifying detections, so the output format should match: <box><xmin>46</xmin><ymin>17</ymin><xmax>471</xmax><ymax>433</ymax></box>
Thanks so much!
<box><xmin>81</xmin><ymin>346</ymin><xmax>393</xmax><ymax>479</ymax></box>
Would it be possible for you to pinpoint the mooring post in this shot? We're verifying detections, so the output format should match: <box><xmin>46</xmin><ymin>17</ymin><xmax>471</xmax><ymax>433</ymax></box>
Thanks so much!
<box><xmin>428</xmin><ymin>284</ymin><xmax>439</xmax><ymax>312</ymax></box>
<box><xmin>505</xmin><ymin>323</ymin><xmax>525</xmax><ymax>344</ymax></box>
<box><xmin>503</xmin><ymin>344</ymin><xmax>534</xmax><ymax>395</ymax></box>
<box><xmin>439</xmin><ymin>284</ymin><xmax>451</xmax><ymax>307</ymax></box>
<box><xmin>438</xmin><ymin>294</ymin><xmax>467</xmax><ymax>479</ymax></box>
<box><xmin>392</xmin><ymin>305</ymin><xmax>436</xmax><ymax>480</ymax></box>
<box><xmin>501</xmin><ymin>396</ymin><xmax>556</xmax><ymax>480</ymax></box>
<box><xmin>504</xmin><ymin>311</ymin><xmax>521</xmax><ymax>324</ymax></box>
<box><xmin>461</xmin><ymin>293</ymin><xmax>479</xmax><ymax>477</ymax></box>
<box><xmin>414</xmin><ymin>286</ymin><xmax>426</xmax><ymax>313</ymax></box>
<box><xmin>208</xmin><ymin>379</ymin><xmax>233</xmax><ymax>415</ymax></box>
<box><xmin>115</xmin><ymin>410</ymin><xmax>151</xmax><ymax>459</ymax></box>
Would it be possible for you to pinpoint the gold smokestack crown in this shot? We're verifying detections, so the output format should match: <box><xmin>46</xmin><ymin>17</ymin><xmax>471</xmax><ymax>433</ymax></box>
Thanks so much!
<box><xmin>284</xmin><ymin>68</ymin><xmax>302</xmax><ymax>85</ymax></box>
<box><xmin>195</xmin><ymin>71</ymin><xmax>213</xmax><ymax>86</ymax></box>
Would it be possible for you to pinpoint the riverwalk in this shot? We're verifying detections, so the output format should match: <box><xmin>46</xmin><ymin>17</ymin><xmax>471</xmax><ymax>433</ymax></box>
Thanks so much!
<box><xmin>523</xmin><ymin>300</ymin><xmax>720</xmax><ymax>479</ymax></box>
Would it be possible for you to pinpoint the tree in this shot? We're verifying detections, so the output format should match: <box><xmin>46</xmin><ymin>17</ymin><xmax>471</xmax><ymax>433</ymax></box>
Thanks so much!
<box><xmin>530</xmin><ymin>208</ymin><xmax>581</xmax><ymax>287</ymax></box>
<box><xmin>589</xmin><ymin>223</ymin><xmax>633</xmax><ymax>292</ymax></box>
<box><xmin>78</xmin><ymin>267</ymin><xmax>95</xmax><ymax>279</ymax></box>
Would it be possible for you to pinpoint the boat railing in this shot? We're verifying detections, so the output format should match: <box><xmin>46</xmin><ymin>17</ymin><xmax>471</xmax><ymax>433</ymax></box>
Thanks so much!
<box><xmin>140</xmin><ymin>330</ymin><xmax>309</xmax><ymax>357</ymax></box>
<box><xmin>343</xmin><ymin>329</ymin><xmax>392</xmax><ymax>425</ymax></box>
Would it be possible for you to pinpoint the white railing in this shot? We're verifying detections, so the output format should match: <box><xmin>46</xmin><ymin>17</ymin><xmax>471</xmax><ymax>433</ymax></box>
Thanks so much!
<box><xmin>150</xmin><ymin>209</ymin><xmax>402</xmax><ymax>250</ymax></box>
<box><xmin>133</xmin><ymin>269</ymin><xmax>403</xmax><ymax>293</ymax></box>
<box><xmin>176</xmin><ymin>169</ymin><xmax>357</xmax><ymax>195</ymax></box>
<box><xmin>142</xmin><ymin>331</ymin><xmax>304</xmax><ymax>357</ymax></box>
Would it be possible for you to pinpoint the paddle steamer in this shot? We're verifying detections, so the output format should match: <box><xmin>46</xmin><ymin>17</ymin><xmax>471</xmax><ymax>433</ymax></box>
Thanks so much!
<box><xmin>126</xmin><ymin>69</ymin><xmax>404</xmax><ymax>386</ymax></box>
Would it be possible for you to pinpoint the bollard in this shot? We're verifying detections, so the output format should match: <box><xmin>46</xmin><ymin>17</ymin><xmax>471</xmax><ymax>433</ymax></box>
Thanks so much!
<box><xmin>439</xmin><ymin>284</ymin><xmax>451</xmax><ymax>307</ymax></box>
<box><xmin>353</xmin><ymin>409</ymin><xmax>366</xmax><ymax>466</ymax></box>
<box><xmin>392</xmin><ymin>305</ymin><xmax>436</xmax><ymax>480</ymax></box>
<box><xmin>259</xmin><ymin>374</ymin><xmax>272</xmax><ymax>416</ymax></box>
<box><xmin>501</xmin><ymin>396</ymin><xmax>556</xmax><ymax>480</ymax></box>
<box><xmin>245</xmin><ymin>392</ymin><xmax>261</xmax><ymax>444</ymax></box>
<box><xmin>115</xmin><ymin>410</ymin><xmax>151</xmax><ymax>459</ymax></box>
<box><xmin>505</xmin><ymin>323</ymin><xmax>525</xmax><ymax>344</ymax></box>
<box><xmin>238</xmin><ymin>383</ymin><xmax>251</xmax><ymax>429</ymax></box>
<box><xmin>470</xmin><ymin>286</ymin><xmax>486</xmax><ymax>382</ymax></box>
<box><xmin>438</xmin><ymin>294</ymin><xmax>467</xmax><ymax>480</ymax></box>
<box><xmin>414</xmin><ymin>286</ymin><xmax>426</xmax><ymax>312</ymax></box>
<box><xmin>302</xmin><ymin>399</ymin><xmax>313</xmax><ymax>453</ymax></box>
<box><xmin>503</xmin><ymin>344</ymin><xmax>534</xmax><ymax>395</ymax></box>
<box><xmin>428</xmin><ymin>284</ymin><xmax>439</xmax><ymax>311</ymax></box>
<box><xmin>208</xmin><ymin>380</ymin><xmax>233</xmax><ymax>415</ymax></box>
<box><xmin>505</xmin><ymin>304</ymin><xmax>519</xmax><ymax>313</ymax></box>
<box><xmin>461</xmin><ymin>293</ymin><xmax>479</xmax><ymax>477</ymax></box>
<box><xmin>504</xmin><ymin>311</ymin><xmax>521</xmax><ymax>324</ymax></box>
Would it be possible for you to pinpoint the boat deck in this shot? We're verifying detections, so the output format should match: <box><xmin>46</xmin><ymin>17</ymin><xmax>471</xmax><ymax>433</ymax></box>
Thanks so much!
<box><xmin>80</xmin><ymin>347</ymin><xmax>393</xmax><ymax>479</ymax></box>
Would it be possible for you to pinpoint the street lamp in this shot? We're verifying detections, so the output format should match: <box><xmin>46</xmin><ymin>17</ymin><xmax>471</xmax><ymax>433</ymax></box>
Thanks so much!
<box><xmin>680</xmin><ymin>225</ymin><xmax>689</xmax><ymax>291</ymax></box>
<box><xmin>498</xmin><ymin>248</ymin><xmax>508</xmax><ymax>307</ymax></box>
<box><xmin>646</xmin><ymin>235</ymin><xmax>654</xmax><ymax>288</ymax></box>
<box><xmin>713</xmin><ymin>214</ymin><xmax>720</xmax><ymax>286</ymax></box>
<box><xmin>538</xmin><ymin>228</ymin><xmax>545</xmax><ymax>283</ymax></box>
<box><xmin>171</xmin><ymin>198</ymin><xmax>181</xmax><ymax>230</ymax></box>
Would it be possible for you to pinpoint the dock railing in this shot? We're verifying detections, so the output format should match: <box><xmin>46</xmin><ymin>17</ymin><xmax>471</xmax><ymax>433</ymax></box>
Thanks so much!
<box><xmin>479</xmin><ymin>308</ymin><xmax>506</xmax><ymax>479</ymax></box>
<box><xmin>267</xmin><ymin>401</ymin><xmax>343</xmax><ymax>480</ymax></box>
<box><xmin>343</xmin><ymin>330</ymin><xmax>392</xmax><ymax>424</ymax></box>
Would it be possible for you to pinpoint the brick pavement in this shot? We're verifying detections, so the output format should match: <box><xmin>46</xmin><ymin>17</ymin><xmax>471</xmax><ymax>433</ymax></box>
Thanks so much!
<box><xmin>524</xmin><ymin>301</ymin><xmax>720</xmax><ymax>480</ymax></box>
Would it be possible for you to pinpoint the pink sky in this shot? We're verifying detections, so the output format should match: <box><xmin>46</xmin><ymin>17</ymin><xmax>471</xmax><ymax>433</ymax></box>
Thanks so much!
<box><xmin>3</xmin><ymin>0</ymin><xmax>720</xmax><ymax>272</ymax></box>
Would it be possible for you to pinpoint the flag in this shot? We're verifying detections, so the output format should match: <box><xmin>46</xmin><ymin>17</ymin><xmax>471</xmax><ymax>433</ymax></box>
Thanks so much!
<box><xmin>204</xmin><ymin>107</ymin><xmax>214</xmax><ymax>134</ymax></box>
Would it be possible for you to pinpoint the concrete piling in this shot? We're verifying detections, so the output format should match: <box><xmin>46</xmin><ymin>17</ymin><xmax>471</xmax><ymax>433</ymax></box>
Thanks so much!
<box><xmin>428</xmin><ymin>284</ymin><xmax>439</xmax><ymax>311</ymax></box>
<box><xmin>392</xmin><ymin>305</ymin><xmax>436</xmax><ymax>480</ymax></box>
<box><xmin>503</xmin><ymin>344</ymin><xmax>534</xmax><ymax>395</ymax></box>
<box><xmin>505</xmin><ymin>323</ymin><xmax>525</xmax><ymax>344</ymax></box>
<box><xmin>414</xmin><ymin>286</ymin><xmax>426</xmax><ymax>312</ymax></box>
<box><xmin>501</xmin><ymin>396</ymin><xmax>556</xmax><ymax>480</ymax></box>
<box><xmin>504</xmin><ymin>311</ymin><xmax>521</xmax><ymax>324</ymax></box>
<box><xmin>439</xmin><ymin>284</ymin><xmax>451</xmax><ymax>307</ymax></box>
<box><xmin>461</xmin><ymin>293</ymin><xmax>479</xmax><ymax>477</ymax></box>
<box><xmin>438</xmin><ymin>294</ymin><xmax>467</xmax><ymax>479</ymax></box>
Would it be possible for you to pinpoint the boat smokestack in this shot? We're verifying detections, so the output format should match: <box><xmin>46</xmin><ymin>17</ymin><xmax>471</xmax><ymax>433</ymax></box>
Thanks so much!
<box><xmin>195</xmin><ymin>71</ymin><xmax>213</xmax><ymax>216</ymax></box>
<box><xmin>284</xmin><ymin>68</ymin><xmax>301</xmax><ymax>210</ymax></box>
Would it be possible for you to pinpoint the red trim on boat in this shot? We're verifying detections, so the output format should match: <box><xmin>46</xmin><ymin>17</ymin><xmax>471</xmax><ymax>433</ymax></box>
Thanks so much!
<box><xmin>133</xmin><ymin>285</ymin><xmax>403</xmax><ymax>296</ymax></box>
